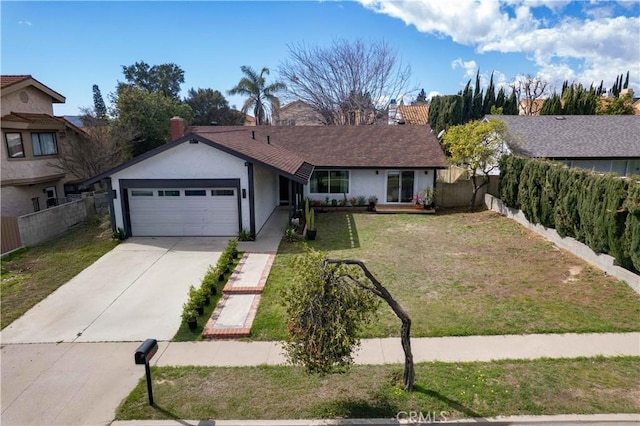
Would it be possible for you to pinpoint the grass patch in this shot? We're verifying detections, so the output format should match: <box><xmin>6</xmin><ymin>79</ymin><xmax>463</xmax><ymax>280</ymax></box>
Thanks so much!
<box><xmin>0</xmin><ymin>216</ymin><xmax>118</xmax><ymax>329</ymax></box>
<box><xmin>116</xmin><ymin>357</ymin><xmax>640</xmax><ymax>420</ymax></box>
<box><xmin>251</xmin><ymin>210</ymin><xmax>640</xmax><ymax>339</ymax></box>
<box><xmin>172</xmin><ymin>253</ymin><xmax>243</xmax><ymax>341</ymax></box>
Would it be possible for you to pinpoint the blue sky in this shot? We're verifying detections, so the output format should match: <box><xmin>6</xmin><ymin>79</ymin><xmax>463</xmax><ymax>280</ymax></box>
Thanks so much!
<box><xmin>2</xmin><ymin>1</ymin><xmax>639</xmax><ymax>116</ymax></box>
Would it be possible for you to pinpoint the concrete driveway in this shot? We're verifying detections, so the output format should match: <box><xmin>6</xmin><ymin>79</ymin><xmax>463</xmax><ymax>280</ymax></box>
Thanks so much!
<box><xmin>1</xmin><ymin>237</ymin><xmax>225</xmax><ymax>343</ymax></box>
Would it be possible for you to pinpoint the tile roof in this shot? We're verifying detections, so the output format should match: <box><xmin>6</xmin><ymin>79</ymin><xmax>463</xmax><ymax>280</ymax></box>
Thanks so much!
<box><xmin>0</xmin><ymin>75</ymin><xmax>65</xmax><ymax>103</ymax></box>
<box><xmin>193</xmin><ymin>125</ymin><xmax>448</xmax><ymax>169</ymax></box>
<box><xmin>398</xmin><ymin>104</ymin><xmax>429</xmax><ymax>125</ymax></box>
<box><xmin>0</xmin><ymin>75</ymin><xmax>31</xmax><ymax>89</ymax></box>
<box><xmin>491</xmin><ymin>115</ymin><xmax>640</xmax><ymax>158</ymax></box>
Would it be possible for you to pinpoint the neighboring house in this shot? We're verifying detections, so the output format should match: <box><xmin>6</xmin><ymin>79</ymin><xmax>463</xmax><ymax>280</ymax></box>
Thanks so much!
<box><xmin>518</xmin><ymin>99</ymin><xmax>545</xmax><ymax>115</ymax></box>
<box><xmin>274</xmin><ymin>100</ymin><xmax>323</xmax><ymax>126</ymax></box>
<box><xmin>86</xmin><ymin>119</ymin><xmax>448</xmax><ymax>238</ymax></box>
<box><xmin>388</xmin><ymin>99</ymin><xmax>429</xmax><ymax>125</ymax></box>
<box><xmin>1</xmin><ymin>75</ymin><xmax>83</xmax><ymax>216</ymax></box>
<box><xmin>490</xmin><ymin>115</ymin><xmax>640</xmax><ymax>176</ymax></box>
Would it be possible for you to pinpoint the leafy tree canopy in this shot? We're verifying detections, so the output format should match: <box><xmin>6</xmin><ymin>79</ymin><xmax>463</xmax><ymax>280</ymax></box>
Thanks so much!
<box><xmin>283</xmin><ymin>248</ymin><xmax>379</xmax><ymax>374</ymax></box>
<box><xmin>442</xmin><ymin>119</ymin><xmax>508</xmax><ymax>210</ymax></box>
<box><xmin>185</xmin><ymin>88</ymin><xmax>245</xmax><ymax>126</ymax></box>
<box><xmin>121</xmin><ymin>61</ymin><xmax>185</xmax><ymax>100</ymax></box>
<box><xmin>113</xmin><ymin>86</ymin><xmax>192</xmax><ymax>156</ymax></box>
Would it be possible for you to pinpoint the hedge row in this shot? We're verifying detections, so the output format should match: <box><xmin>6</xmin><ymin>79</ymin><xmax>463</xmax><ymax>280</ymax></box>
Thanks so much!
<box><xmin>498</xmin><ymin>155</ymin><xmax>640</xmax><ymax>272</ymax></box>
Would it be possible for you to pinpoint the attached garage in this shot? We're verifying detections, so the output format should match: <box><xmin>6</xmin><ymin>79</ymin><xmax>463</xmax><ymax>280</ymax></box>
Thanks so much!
<box><xmin>127</xmin><ymin>187</ymin><xmax>239</xmax><ymax>236</ymax></box>
<box><xmin>85</xmin><ymin>127</ymin><xmax>313</xmax><ymax>239</ymax></box>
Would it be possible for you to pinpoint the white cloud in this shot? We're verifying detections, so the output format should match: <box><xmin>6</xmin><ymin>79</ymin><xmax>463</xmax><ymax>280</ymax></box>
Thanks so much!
<box><xmin>357</xmin><ymin>0</ymin><xmax>640</xmax><ymax>92</ymax></box>
<box><xmin>18</xmin><ymin>20</ymin><xmax>33</xmax><ymax>26</ymax></box>
<box><xmin>451</xmin><ymin>58</ymin><xmax>478</xmax><ymax>79</ymax></box>
<box><xmin>426</xmin><ymin>90</ymin><xmax>441</xmax><ymax>100</ymax></box>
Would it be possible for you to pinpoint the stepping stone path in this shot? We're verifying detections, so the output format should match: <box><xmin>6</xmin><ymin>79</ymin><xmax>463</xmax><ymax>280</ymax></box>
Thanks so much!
<box><xmin>202</xmin><ymin>253</ymin><xmax>274</xmax><ymax>339</ymax></box>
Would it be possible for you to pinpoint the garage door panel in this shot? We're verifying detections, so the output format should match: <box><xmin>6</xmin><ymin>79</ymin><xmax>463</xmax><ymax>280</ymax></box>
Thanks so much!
<box><xmin>128</xmin><ymin>188</ymin><xmax>238</xmax><ymax>236</ymax></box>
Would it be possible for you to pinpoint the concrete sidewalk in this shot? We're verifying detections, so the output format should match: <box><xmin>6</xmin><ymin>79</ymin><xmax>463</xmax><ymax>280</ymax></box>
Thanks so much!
<box><xmin>153</xmin><ymin>332</ymin><xmax>640</xmax><ymax>367</ymax></box>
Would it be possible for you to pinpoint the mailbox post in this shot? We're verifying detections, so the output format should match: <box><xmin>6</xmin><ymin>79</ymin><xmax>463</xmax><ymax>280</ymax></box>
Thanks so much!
<box><xmin>134</xmin><ymin>339</ymin><xmax>158</xmax><ymax>406</ymax></box>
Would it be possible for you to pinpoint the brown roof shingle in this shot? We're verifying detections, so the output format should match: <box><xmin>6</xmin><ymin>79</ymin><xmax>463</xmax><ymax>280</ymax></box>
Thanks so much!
<box><xmin>191</xmin><ymin>125</ymin><xmax>448</xmax><ymax>169</ymax></box>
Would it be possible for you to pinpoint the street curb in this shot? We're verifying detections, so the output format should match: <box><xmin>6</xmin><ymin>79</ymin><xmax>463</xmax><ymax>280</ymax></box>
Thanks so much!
<box><xmin>110</xmin><ymin>413</ymin><xmax>640</xmax><ymax>425</ymax></box>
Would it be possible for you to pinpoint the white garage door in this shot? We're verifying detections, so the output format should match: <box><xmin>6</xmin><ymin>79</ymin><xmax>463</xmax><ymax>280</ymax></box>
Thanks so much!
<box><xmin>128</xmin><ymin>188</ymin><xmax>239</xmax><ymax>236</ymax></box>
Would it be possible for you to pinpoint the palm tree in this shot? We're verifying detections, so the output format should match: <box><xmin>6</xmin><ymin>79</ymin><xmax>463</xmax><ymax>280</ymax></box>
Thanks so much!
<box><xmin>228</xmin><ymin>66</ymin><xmax>286</xmax><ymax>125</ymax></box>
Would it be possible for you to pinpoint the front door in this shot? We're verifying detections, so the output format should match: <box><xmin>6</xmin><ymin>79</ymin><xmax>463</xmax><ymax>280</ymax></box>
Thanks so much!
<box><xmin>45</xmin><ymin>186</ymin><xmax>57</xmax><ymax>208</ymax></box>
<box><xmin>386</xmin><ymin>171</ymin><xmax>414</xmax><ymax>203</ymax></box>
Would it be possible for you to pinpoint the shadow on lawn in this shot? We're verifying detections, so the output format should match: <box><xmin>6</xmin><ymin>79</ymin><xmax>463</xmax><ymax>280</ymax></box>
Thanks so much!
<box><xmin>289</xmin><ymin>212</ymin><xmax>361</xmax><ymax>253</ymax></box>
<box><xmin>414</xmin><ymin>385</ymin><xmax>487</xmax><ymax>420</ymax></box>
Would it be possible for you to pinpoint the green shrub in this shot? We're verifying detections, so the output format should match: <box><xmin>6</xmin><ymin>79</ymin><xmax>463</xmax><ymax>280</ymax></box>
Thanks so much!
<box><xmin>624</xmin><ymin>181</ymin><xmax>640</xmax><ymax>271</ymax></box>
<box><xmin>499</xmin><ymin>155</ymin><xmax>639</xmax><ymax>272</ymax></box>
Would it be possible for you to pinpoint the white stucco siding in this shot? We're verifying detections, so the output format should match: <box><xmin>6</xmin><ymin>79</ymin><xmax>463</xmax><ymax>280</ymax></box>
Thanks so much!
<box><xmin>303</xmin><ymin>169</ymin><xmax>436</xmax><ymax>204</ymax></box>
<box><xmin>349</xmin><ymin>169</ymin><xmax>385</xmax><ymax>202</ymax></box>
<box><xmin>109</xmin><ymin>142</ymin><xmax>250</xmax><ymax>232</ymax></box>
<box><xmin>252</xmin><ymin>165</ymin><xmax>279</xmax><ymax>233</ymax></box>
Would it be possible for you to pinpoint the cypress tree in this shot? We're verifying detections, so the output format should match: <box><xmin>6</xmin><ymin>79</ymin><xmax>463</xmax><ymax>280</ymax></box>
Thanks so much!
<box><xmin>92</xmin><ymin>84</ymin><xmax>107</xmax><ymax>119</ymax></box>
<box><xmin>623</xmin><ymin>181</ymin><xmax>640</xmax><ymax>271</ymax></box>
<box><xmin>623</xmin><ymin>71</ymin><xmax>630</xmax><ymax>89</ymax></box>
<box><xmin>483</xmin><ymin>72</ymin><xmax>496</xmax><ymax>114</ymax></box>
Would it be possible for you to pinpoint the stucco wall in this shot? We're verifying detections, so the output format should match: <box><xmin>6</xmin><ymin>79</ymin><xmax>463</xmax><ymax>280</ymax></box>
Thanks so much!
<box><xmin>18</xmin><ymin>199</ymin><xmax>87</xmax><ymax>247</ymax></box>
<box><xmin>305</xmin><ymin>169</ymin><xmax>436</xmax><ymax>204</ymax></box>
<box><xmin>110</xmin><ymin>142</ymin><xmax>250</xmax><ymax>231</ymax></box>
<box><xmin>1</xmin><ymin>86</ymin><xmax>54</xmax><ymax>116</ymax></box>
<box><xmin>252</xmin><ymin>165</ymin><xmax>278</xmax><ymax>233</ymax></box>
<box><xmin>1</xmin><ymin>182</ymin><xmax>65</xmax><ymax>216</ymax></box>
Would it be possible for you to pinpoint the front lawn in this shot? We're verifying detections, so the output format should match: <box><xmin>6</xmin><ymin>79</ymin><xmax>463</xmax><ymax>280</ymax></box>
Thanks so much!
<box><xmin>251</xmin><ymin>210</ymin><xmax>640</xmax><ymax>339</ymax></box>
<box><xmin>116</xmin><ymin>357</ymin><xmax>640</xmax><ymax>420</ymax></box>
<box><xmin>0</xmin><ymin>216</ymin><xmax>118</xmax><ymax>329</ymax></box>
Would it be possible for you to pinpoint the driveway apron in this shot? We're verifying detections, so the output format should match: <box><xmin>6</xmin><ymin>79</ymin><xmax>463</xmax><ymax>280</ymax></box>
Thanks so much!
<box><xmin>0</xmin><ymin>237</ymin><xmax>223</xmax><ymax>343</ymax></box>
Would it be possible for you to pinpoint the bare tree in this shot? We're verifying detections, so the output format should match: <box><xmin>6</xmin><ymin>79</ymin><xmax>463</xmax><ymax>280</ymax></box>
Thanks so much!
<box><xmin>50</xmin><ymin>112</ymin><xmax>134</xmax><ymax>181</ymax></box>
<box><xmin>511</xmin><ymin>74</ymin><xmax>550</xmax><ymax>115</ymax></box>
<box><xmin>278</xmin><ymin>39</ymin><xmax>413</xmax><ymax>125</ymax></box>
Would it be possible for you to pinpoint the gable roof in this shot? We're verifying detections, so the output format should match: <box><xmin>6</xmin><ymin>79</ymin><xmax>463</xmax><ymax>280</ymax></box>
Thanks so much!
<box><xmin>491</xmin><ymin>115</ymin><xmax>640</xmax><ymax>159</ymax></box>
<box><xmin>85</xmin><ymin>130</ymin><xmax>314</xmax><ymax>186</ymax></box>
<box><xmin>195</xmin><ymin>125</ymin><xmax>448</xmax><ymax>169</ymax></box>
<box><xmin>86</xmin><ymin>124</ymin><xmax>448</xmax><ymax>186</ymax></box>
<box><xmin>1</xmin><ymin>112</ymin><xmax>85</xmax><ymax>134</ymax></box>
<box><xmin>0</xmin><ymin>75</ymin><xmax>65</xmax><ymax>103</ymax></box>
<box><xmin>398</xmin><ymin>104</ymin><xmax>429</xmax><ymax>125</ymax></box>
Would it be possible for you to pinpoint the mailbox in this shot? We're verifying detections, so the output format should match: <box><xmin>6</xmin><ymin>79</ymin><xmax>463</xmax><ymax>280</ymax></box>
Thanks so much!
<box><xmin>134</xmin><ymin>339</ymin><xmax>158</xmax><ymax>365</ymax></box>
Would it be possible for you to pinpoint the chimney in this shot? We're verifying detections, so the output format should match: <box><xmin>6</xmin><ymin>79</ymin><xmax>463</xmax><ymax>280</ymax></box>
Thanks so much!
<box><xmin>170</xmin><ymin>116</ymin><xmax>184</xmax><ymax>141</ymax></box>
<box><xmin>388</xmin><ymin>99</ymin><xmax>398</xmax><ymax>125</ymax></box>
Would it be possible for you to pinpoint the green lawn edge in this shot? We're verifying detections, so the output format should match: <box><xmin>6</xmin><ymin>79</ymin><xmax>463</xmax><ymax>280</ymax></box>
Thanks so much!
<box><xmin>117</xmin><ymin>356</ymin><xmax>640</xmax><ymax>421</ymax></box>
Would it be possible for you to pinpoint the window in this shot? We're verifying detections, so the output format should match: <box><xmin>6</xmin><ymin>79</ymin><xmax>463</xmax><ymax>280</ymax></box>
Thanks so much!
<box><xmin>185</xmin><ymin>190</ymin><xmax>206</xmax><ymax>196</ymax></box>
<box><xmin>131</xmin><ymin>190</ymin><xmax>154</xmax><ymax>197</ymax></box>
<box><xmin>31</xmin><ymin>132</ymin><xmax>58</xmax><ymax>156</ymax></box>
<box><xmin>158</xmin><ymin>190</ymin><xmax>180</xmax><ymax>197</ymax></box>
<box><xmin>211</xmin><ymin>189</ymin><xmax>234</xmax><ymax>196</ymax></box>
<box><xmin>5</xmin><ymin>133</ymin><xmax>24</xmax><ymax>158</ymax></box>
<box><xmin>310</xmin><ymin>170</ymin><xmax>349</xmax><ymax>194</ymax></box>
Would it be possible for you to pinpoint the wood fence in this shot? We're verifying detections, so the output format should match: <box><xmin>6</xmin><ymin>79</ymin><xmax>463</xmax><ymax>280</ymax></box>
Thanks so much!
<box><xmin>1</xmin><ymin>216</ymin><xmax>22</xmax><ymax>254</ymax></box>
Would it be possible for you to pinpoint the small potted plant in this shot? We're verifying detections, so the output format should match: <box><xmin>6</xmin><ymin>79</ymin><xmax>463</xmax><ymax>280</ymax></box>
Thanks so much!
<box><xmin>228</xmin><ymin>238</ymin><xmax>239</xmax><ymax>259</ymax></box>
<box><xmin>411</xmin><ymin>193</ymin><xmax>423</xmax><ymax>209</ymax></box>
<box><xmin>420</xmin><ymin>187</ymin><xmax>435</xmax><ymax>209</ymax></box>
<box><xmin>188</xmin><ymin>285</ymin><xmax>205</xmax><ymax>315</ymax></box>
<box><xmin>182</xmin><ymin>303</ymin><xmax>198</xmax><ymax>330</ymax></box>
<box><xmin>306</xmin><ymin>208</ymin><xmax>317</xmax><ymax>240</ymax></box>
<box><xmin>367</xmin><ymin>195</ymin><xmax>378</xmax><ymax>211</ymax></box>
